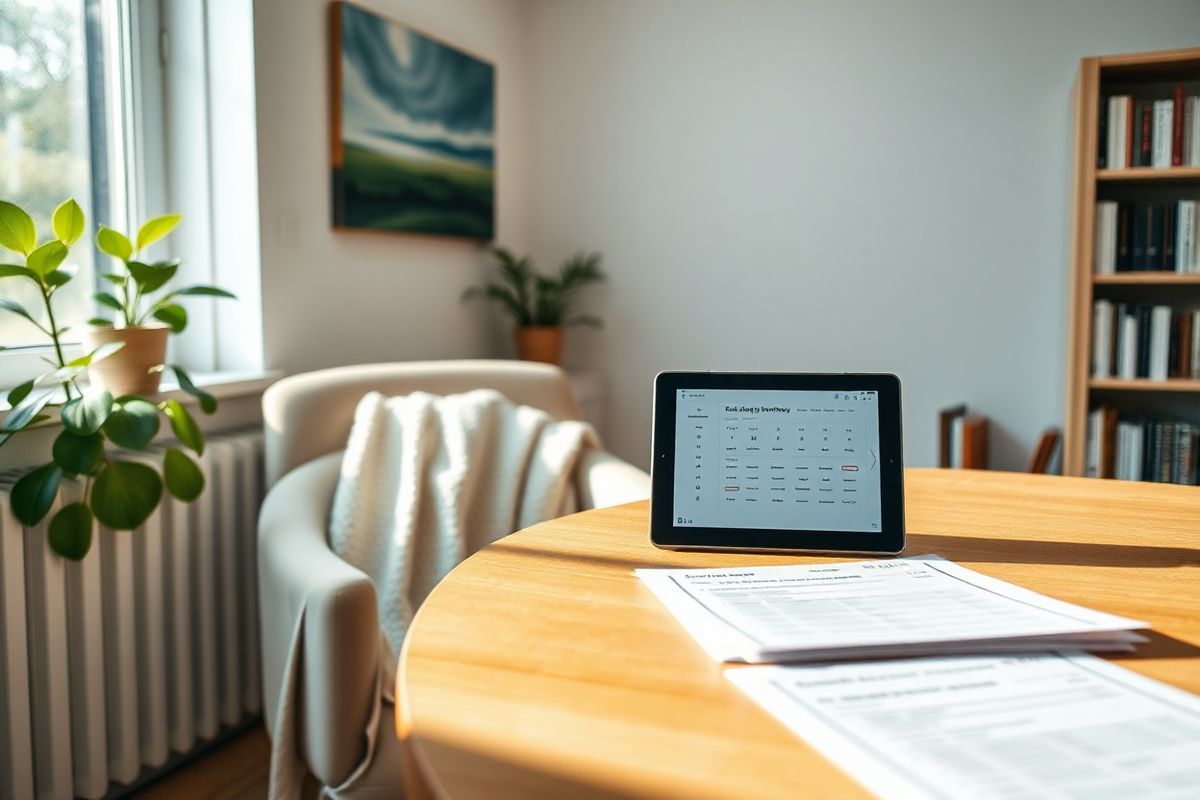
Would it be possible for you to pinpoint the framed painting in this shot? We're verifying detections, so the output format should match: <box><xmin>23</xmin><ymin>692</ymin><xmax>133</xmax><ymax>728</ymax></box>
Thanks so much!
<box><xmin>330</xmin><ymin>1</ymin><xmax>495</xmax><ymax>239</ymax></box>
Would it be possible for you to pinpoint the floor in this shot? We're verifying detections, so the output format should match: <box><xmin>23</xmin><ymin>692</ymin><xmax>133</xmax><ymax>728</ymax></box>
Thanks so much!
<box><xmin>133</xmin><ymin>726</ymin><xmax>273</xmax><ymax>800</ymax></box>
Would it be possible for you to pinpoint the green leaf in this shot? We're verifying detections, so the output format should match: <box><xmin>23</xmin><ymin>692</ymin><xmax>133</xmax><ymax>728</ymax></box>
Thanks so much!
<box><xmin>167</xmin><ymin>365</ymin><xmax>216</xmax><ymax>414</ymax></box>
<box><xmin>0</xmin><ymin>201</ymin><xmax>36</xmax><ymax>255</ymax></box>
<box><xmin>96</xmin><ymin>226</ymin><xmax>132</xmax><ymax>261</ymax></box>
<box><xmin>94</xmin><ymin>292</ymin><xmax>124</xmax><ymax>311</ymax></box>
<box><xmin>44</xmin><ymin>263</ymin><xmax>78</xmax><ymax>287</ymax></box>
<box><xmin>161</xmin><ymin>398</ymin><xmax>204</xmax><ymax>455</ymax></box>
<box><xmin>101</xmin><ymin>272</ymin><xmax>127</xmax><ymax>287</ymax></box>
<box><xmin>52</xmin><ymin>199</ymin><xmax>85</xmax><ymax>246</ymax></box>
<box><xmin>91</xmin><ymin>460</ymin><xmax>162</xmax><ymax>530</ymax></box>
<box><xmin>136</xmin><ymin>214</ymin><xmax>180</xmax><ymax>251</ymax></box>
<box><xmin>11</xmin><ymin>464</ymin><xmax>62</xmax><ymax>526</ymax></box>
<box><xmin>87</xmin><ymin>317</ymin><xmax>114</xmax><ymax>327</ymax></box>
<box><xmin>26</xmin><ymin>240</ymin><xmax>68</xmax><ymax>276</ymax></box>
<box><xmin>151</xmin><ymin>303</ymin><xmax>187</xmax><ymax>333</ymax></box>
<box><xmin>52</xmin><ymin>430</ymin><xmax>104</xmax><ymax>475</ymax></box>
<box><xmin>7</xmin><ymin>380</ymin><xmax>33</xmax><ymax>406</ymax></box>
<box><xmin>0</xmin><ymin>297</ymin><xmax>42</xmax><ymax>328</ymax></box>
<box><xmin>163</xmin><ymin>447</ymin><xmax>204</xmax><ymax>501</ymax></box>
<box><xmin>0</xmin><ymin>264</ymin><xmax>36</xmax><ymax>280</ymax></box>
<box><xmin>168</xmin><ymin>285</ymin><xmax>237</xmax><ymax>299</ymax></box>
<box><xmin>127</xmin><ymin>260</ymin><xmax>177</xmax><ymax>292</ymax></box>
<box><xmin>102</xmin><ymin>397</ymin><xmax>160</xmax><ymax>449</ymax></box>
<box><xmin>61</xmin><ymin>390</ymin><xmax>113</xmax><ymax>435</ymax></box>
<box><xmin>4</xmin><ymin>390</ymin><xmax>54</xmax><ymax>432</ymax></box>
<box><xmin>48</xmin><ymin>502</ymin><xmax>93</xmax><ymax>560</ymax></box>
<box><xmin>67</xmin><ymin>342</ymin><xmax>125</xmax><ymax>367</ymax></box>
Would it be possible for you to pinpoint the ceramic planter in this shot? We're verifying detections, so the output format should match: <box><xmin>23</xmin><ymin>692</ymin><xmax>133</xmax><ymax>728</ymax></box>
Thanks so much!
<box><xmin>84</xmin><ymin>324</ymin><xmax>169</xmax><ymax>395</ymax></box>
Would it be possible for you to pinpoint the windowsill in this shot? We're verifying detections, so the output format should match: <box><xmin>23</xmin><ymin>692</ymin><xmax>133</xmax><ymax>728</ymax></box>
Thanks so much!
<box><xmin>0</xmin><ymin>369</ymin><xmax>282</xmax><ymax>414</ymax></box>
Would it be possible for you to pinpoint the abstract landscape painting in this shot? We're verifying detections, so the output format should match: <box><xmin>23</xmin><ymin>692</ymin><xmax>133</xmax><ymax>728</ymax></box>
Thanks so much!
<box><xmin>331</xmin><ymin>2</ymin><xmax>494</xmax><ymax>239</ymax></box>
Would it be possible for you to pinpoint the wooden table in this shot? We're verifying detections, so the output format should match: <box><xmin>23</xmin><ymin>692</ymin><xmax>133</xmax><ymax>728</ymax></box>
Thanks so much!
<box><xmin>398</xmin><ymin>469</ymin><xmax>1200</xmax><ymax>799</ymax></box>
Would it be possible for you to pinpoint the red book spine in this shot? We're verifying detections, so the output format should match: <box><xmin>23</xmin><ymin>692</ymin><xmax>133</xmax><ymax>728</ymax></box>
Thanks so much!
<box><xmin>1172</xmin><ymin>85</ymin><xmax>1185</xmax><ymax>166</ymax></box>
<box><xmin>1140</xmin><ymin>102</ymin><xmax>1152</xmax><ymax>167</ymax></box>
<box><xmin>1126</xmin><ymin>97</ymin><xmax>1134</xmax><ymax>168</ymax></box>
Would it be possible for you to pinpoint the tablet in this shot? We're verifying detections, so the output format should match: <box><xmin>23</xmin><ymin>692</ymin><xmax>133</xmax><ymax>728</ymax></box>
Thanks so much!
<box><xmin>650</xmin><ymin>372</ymin><xmax>904</xmax><ymax>555</ymax></box>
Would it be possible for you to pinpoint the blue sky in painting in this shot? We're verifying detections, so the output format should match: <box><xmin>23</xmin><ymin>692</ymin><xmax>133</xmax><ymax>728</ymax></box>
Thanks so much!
<box><xmin>340</xmin><ymin>3</ymin><xmax>494</xmax><ymax>168</ymax></box>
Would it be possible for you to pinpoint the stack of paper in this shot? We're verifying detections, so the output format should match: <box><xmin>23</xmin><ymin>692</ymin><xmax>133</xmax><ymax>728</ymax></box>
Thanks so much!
<box><xmin>636</xmin><ymin>556</ymin><xmax>1147</xmax><ymax>663</ymax></box>
<box><xmin>727</xmin><ymin>653</ymin><xmax>1200</xmax><ymax>799</ymax></box>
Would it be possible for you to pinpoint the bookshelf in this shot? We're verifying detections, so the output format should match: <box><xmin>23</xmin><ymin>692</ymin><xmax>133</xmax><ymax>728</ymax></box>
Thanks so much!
<box><xmin>1064</xmin><ymin>47</ymin><xmax>1200</xmax><ymax>480</ymax></box>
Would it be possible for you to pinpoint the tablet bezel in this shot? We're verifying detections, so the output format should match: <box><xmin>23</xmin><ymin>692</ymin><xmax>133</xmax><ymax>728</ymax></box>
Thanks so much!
<box><xmin>649</xmin><ymin>371</ymin><xmax>905</xmax><ymax>555</ymax></box>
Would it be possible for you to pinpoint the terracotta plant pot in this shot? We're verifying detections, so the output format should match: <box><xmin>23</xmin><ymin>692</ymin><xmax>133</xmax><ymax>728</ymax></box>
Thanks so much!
<box><xmin>84</xmin><ymin>325</ymin><xmax>169</xmax><ymax>396</ymax></box>
<box><xmin>514</xmin><ymin>326</ymin><xmax>564</xmax><ymax>365</ymax></box>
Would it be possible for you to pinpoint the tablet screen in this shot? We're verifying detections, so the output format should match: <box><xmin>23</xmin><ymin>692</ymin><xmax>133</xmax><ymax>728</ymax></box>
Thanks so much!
<box><xmin>673</xmin><ymin>388</ymin><xmax>882</xmax><ymax>533</ymax></box>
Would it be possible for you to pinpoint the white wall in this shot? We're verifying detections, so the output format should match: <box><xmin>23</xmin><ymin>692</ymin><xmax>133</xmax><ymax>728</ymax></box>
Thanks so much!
<box><xmin>252</xmin><ymin>0</ymin><xmax>531</xmax><ymax>372</ymax></box>
<box><xmin>526</xmin><ymin>0</ymin><xmax>1200</xmax><ymax>470</ymax></box>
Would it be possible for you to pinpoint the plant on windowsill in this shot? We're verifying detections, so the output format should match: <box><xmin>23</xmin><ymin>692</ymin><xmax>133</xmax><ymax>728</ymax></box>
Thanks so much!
<box><xmin>462</xmin><ymin>247</ymin><xmax>606</xmax><ymax>365</ymax></box>
<box><xmin>0</xmin><ymin>198</ymin><xmax>236</xmax><ymax>560</ymax></box>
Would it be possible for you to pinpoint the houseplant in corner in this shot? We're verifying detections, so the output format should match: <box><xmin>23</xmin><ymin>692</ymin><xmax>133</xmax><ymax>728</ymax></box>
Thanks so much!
<box><xmin>463</xmin><ymin>247</ymin><xmax>606</xmax><ymax>365</ymax></box>
<box><xmin>0</xmin><ymin>198</ymin><xmax>235</xmax><ymax>560</ymax></box>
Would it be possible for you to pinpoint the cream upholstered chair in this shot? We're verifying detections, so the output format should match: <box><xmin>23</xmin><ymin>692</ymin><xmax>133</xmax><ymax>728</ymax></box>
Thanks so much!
<box><xmin>257</xmin><ymin>360</ymin><xmax>651</xmax><ymax>798</ymax></box>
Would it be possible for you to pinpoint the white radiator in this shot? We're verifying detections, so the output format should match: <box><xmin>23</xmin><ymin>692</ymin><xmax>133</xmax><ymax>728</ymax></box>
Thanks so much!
<box><xmin>0</xmin><ymin>430</ymin><xmax>265</xmax><ymax>800</ymax></box>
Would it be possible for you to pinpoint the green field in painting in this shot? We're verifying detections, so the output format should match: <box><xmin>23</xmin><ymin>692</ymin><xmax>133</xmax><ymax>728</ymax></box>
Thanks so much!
<box><xmin>337</xmin><ymin>143</ymin><xmax>494</xmax><ymax>238</ymax></box>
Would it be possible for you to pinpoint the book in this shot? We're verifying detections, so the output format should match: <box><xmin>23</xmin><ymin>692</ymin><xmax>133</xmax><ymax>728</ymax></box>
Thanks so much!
<box><xmin>1107</xmin><ymin>96</ymin><xmax>1130</xmax><ymax>169</ymax></box>
<box><xmin>1149</xmin><ymin>305</ymin><xmax>1172</xmax><ymax>380</ymax></box>
<box><xmin>636</xmin><ymin>557</ymin><xmax>1148</xmax><ymax>664</ymax></box>
<box><xmin>1119</xmin><ymin>308</ymin><xmax>1138</xmax><ymax>379</ymax></box>
<box><xmin>1172</xmin><ymin>85</ymin><xmax>1186</xmax><ymax>166</ymax></box>
<box><xmin>1187</xmin><ymin>96</ymin><xmax>1200</xmax><ymax>167</ymax></box>
<box><xmin>1152</xmin><ymin>99</ymin><xmax>1173</xmax><ymax>168</ymax></box>
<box><xmin>1091</xmin><ymin>300</ymin><xmax>1113</xmax><ymax>378</ymax></box>
<box><xmin>1097</xmin><ymin>94</ymin><xmax>1108</xmax><ymax>168</ymax></box>
<box><xmin>1093</xmin><ymin>201</ymin><xmax>1117</xmax><ymax>274</ymax></box>
<box><xmin>1133</xmin><ymin>99</ymin><xmax>1147</xmax><ymax>166</ymax></box>
<box><xmin>1193</xmin><ymin>309</ymin><xmax>1200</xmax><ymax>377</ymax></box>
<box><xmin>1163</xmin><ymin>203</ymin><xmax>1176</xmax><ymax>271</ymax></box>
<box><xmin>1179</xmin><ymin>200</ymin><xmax>1196</xmax><ymax>273</ymax></box>
<box><xmin>1116</xmin><ymin>202</ymin><xmax>1132</xmax><ymax>270</ymax></box>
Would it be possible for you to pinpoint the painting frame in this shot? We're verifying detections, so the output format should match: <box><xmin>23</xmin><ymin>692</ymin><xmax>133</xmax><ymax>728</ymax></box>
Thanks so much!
<box><xmin>329</xmin><ymin>1</ymin><xmax>496</xmax><ymax>240</ymax></box>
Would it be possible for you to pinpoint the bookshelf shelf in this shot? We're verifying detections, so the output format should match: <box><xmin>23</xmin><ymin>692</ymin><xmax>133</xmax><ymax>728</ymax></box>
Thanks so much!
<box><xmin>1096</xmin><ymin>166</ymin><xmax>1200</xmax><ymax>182</ymax></box>
<box><xmin>1092</xmin><ymin>273</ymin><xmax>1200</xmax><ymax>285</ymax></box>
<box><xmin>1088</xmin><ymin>378</ymin><xmax>1200</xmax><ymax>393</ymax></box>
<box><xmin>1064</xmin><ymin>47</ymin><xmax>1200</xmax><ymax>482</ymax></box>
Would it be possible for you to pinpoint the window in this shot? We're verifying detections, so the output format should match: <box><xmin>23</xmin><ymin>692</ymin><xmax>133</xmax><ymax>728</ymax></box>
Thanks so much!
<box><xmin>0</xmin><ymin>0</ymin><xmax>100</xmax><ymax>350</ymax></box>
<box><xmin>1</xmin><ymin>0</ymin><xmax>263</xmax><ymax>386</ymax></box>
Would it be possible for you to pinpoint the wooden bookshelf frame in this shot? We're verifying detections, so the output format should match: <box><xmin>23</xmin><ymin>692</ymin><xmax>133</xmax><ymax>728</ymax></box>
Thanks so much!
<box><xmin>1063</xmin><ymin>47</ymin><xmax>1200</xmax><ymax>477</ymax></box>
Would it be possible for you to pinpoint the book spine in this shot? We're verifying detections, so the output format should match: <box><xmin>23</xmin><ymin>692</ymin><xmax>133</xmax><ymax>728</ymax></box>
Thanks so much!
<box><xmin>1097</xmin><ymin>94</ymin><xmax>1108</xmax><ymax>169</ymax></box>
<box><xmin>1149</xmin><ymin>305</ymin><xmax>1172</xmax><ymax>381</ymax></box>
<box><xmin>1172</xmin><ymin>85</ymin><xmax>1185</xmax><ymax>166</ymax></box>
<box><xmin>1132</xmin><ymin>204</ymin><xmax>1148</xmax><ymax>270</ymax></box>
<box><xmin>1193</xmin><ymin>309</ymin><xmax>1200</xmax><ymax>378</ymax></box>
<box><xmin>1100</xmin><ymin>406</ymin><xmax>1118</xmax><ymax>479</ymax></box>
<box><xmin>1160</xmin><ymin>421</ymin><xmax>1175</xmax><ymax>482</ymax></box>
<box><xmin>1188</xmin><ymin>96</ymin><xmax>1200</xmax><ymax>168</ymax></box>
<box><xmin>1167</xmin><ymin>311</ymin><xmax>1180</xmax><ymax>379</ymax></box>
<box><xmin>1092</xmin><ymin>300</ymin><xmax>1113</xmax><ymax>378</ymax></box>
<box><xmin>1120</xmin><ymin>311</ymin><xmax>1138</xmax><ymax>379</ymax></box>
<box><xmin>1133</xmin><ymin>100</ymin><xmax>1146</xmax><ymax>167</ymax></box>
<box><xmin>1125</xmin><ymin>97</ymin><xmax>1134</xmax><ymax>168</ymax></box>
<box><xmin>1146</xmin><ymin>204</ymin><xmax>1165</xmax><ymax>271</ymax></box>
<box><xmin>1178</xmin><ymin>312</ymin><xmax>1193</xmax><ymax>381</ymax></box>
<box><xmin>1152</xmin><ymin>100</ymin><xmax>1173</xmax><ymax>168</ymax></box>
<box><xmin>1116</xmin><ymin>202</ymin><xmax>1132</xmax><ymax>271</ymax></box>
<box><xmin>1093</xmin><ymin>202</ymin><xmax>1116</xmax><ymax>274</ymax></box>
<box><xmin>1137</xmin><ymin>305</ymin><xmax>1152</xmax><ymax>378</ymax></box>
<box><xmin>1162</xmin><ymin>203</ymin><xmax>1176</xmax><ymax>272</ymax></box>
<box><xmin>1178</xmin><ymin>200</ymin><xmax>1195</xmax><ymax>274</ymax></box>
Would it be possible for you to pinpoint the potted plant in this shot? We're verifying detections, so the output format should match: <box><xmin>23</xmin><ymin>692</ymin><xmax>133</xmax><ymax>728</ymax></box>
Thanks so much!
<box><xmin>463</xmin><ymin>247</ymin><xmax>605</xmax><ymax>365</ymax></box>
<box><xmin>0</xmin><ymin>198</ymin><xmax>234</xmax><ymax>560</ymax></box>
<box><xmin>87</xmin><ymin>214</ymin><xmax>235</xmax><ymax>395</ymax></box>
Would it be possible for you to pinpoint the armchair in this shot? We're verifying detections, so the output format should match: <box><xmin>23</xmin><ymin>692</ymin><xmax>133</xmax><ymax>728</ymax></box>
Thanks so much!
<box><xmin>258</xmin><ymin>360</ymin><xmax>650</xmax><ymax>798</ymax></box>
